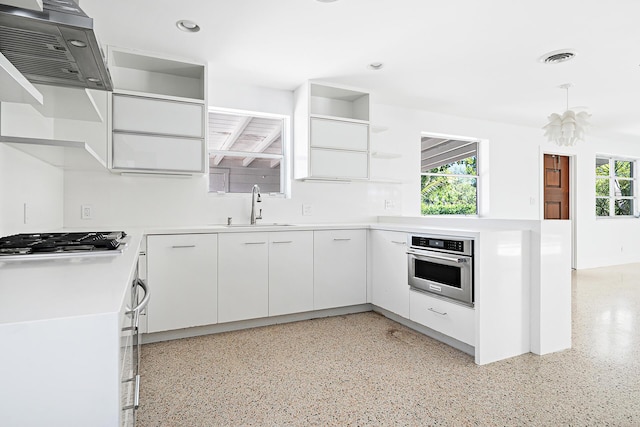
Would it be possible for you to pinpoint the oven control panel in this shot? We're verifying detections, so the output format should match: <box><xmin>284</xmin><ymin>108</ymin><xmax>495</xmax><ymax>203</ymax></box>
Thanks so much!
<box><xmin>410</xmin><ymin>235</ymin><xmax>473</xmax><ymax>256</ymax></box>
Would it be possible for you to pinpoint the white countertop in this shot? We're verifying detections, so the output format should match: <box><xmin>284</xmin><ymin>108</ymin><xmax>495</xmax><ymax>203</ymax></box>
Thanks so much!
<box><xmin>0</xmin><ymin>221</ymin><xmax>520</xmax><ymax>326</ymax></box>
<box><xmin>142</xmin><ymin>222</ymin><xmax>483</xmax><ymax>237</ymax></box>
<box><xmin>0</xmin><ymin>233</ymin><xmax>142</xmax><ymax>325</ymax></box>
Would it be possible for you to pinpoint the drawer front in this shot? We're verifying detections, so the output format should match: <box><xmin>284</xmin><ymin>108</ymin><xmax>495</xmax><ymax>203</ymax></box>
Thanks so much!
<box><xmin>310</xmin><ymin>148</ymin><xmax>368</xmax><ymax>179</ymax></box>
<box><xmin>113</xmin><ymin>95</ymin><xmax>204</xmax><ymax>137</ymax></box>
<box><xmin>409</xmin><ymin>290</ymin><xmax>475</xmax><ymax>345</ymax></box>
<box><xmin>113</xmin><ymin>133</ymin><xmax>204</xmax><ymax>172</ymax></box>
<box><xmin>310</xmin><ymin>118</ymin><xmax>368</xmax><ymax>151</ymax></box>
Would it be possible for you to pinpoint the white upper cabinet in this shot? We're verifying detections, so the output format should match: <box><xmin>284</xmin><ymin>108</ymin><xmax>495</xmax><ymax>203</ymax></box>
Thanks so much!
<box><xmin>106</xmin><ymin>46</ymin><xmax>207</xmax><ymax>175</ymax></box>
<box><xmin>310</xmin><ymin>118</ymin><xmax>368</xmax><ymax>151</ymax></box>
<box><xmin>294</xmin><ymin>81</ymin><xmax>370</xmax><ymax>180</ymax></box>
<box><xmin>112</xmin><ymin>95</ymin><xmax>203</xmax><ymax>138</ymax></box>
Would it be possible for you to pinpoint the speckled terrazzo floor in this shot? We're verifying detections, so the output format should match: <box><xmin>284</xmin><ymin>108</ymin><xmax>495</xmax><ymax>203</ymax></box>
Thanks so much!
<box><xmin>137</xmin><ymin>264</ymin><xmax>640</xmax><ymax>426</ymax></box>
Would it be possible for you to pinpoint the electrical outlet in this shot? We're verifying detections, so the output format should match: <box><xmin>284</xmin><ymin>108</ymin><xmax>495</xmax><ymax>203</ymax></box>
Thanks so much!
<box><xmin>302</xmin><ymin>204</ymin><xmax>313</xmax><ymax>216</ymax></box>
<box><xmin>384</xmin><ymin>199</ymin><xmax>394</xmax><ymax>210</ymax></box>
<box><xmin>81</xmin><ymin>204</ymin><xmax>93</xmax><ymax>220</ymax></box>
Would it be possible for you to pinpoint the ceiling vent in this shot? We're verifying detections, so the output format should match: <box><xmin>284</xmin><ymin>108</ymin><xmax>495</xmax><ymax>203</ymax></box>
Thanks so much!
<box><xmin>539</xmin><ymin>49</ymin><xmax>577</xmax><ymax>64</ymax></box>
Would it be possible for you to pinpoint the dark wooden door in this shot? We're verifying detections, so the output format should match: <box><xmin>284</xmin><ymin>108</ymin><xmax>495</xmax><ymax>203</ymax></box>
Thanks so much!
<box><xmin>544</xmin><ymin>154</ymin><xmax>570</xmax><ymax>219</ymax></box>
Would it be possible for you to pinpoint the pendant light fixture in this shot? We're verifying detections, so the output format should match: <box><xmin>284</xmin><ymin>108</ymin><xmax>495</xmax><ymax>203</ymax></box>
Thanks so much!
<box><xmin>542</xmin><ymin>83</ymin><xmax>591</xmax><ymax>146</ymax></box>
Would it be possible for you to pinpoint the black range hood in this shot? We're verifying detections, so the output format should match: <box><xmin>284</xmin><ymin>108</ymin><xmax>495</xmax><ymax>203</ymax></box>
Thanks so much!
<box><xmin>0</xmin><ymin>0</ymin><xmax>112</xmax><ymax>91</ymax></box>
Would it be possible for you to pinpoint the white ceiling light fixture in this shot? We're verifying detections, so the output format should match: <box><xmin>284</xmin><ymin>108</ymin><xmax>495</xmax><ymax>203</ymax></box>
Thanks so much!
<box><xmin>176</xmin><ymin>20</ymin><xmax>200</xmax><ymax>33</ymax></box>
<box><xmin>542</xmin><ymin>83</ymin><xmax>591</xmax><ymax>146</ymax></box>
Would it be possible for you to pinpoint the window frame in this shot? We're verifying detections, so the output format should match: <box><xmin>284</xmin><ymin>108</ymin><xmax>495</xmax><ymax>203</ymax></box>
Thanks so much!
<box><xmin>595</xmin><ymin>155</ymin><xmax>637</xmax><ymax>218</ymax></box>
<box><xmin>207</xmin><ymin>107</ymin><xmax>291</xmax><ymax>197</ymax></box>
<box><xmin>420</xmin><ymin>136</ymin><xmax>480</xmax><ymax>216</ymax></box>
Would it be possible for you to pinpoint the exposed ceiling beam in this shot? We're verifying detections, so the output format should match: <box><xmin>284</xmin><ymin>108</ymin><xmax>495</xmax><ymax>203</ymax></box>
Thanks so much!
<box><xmin>212</xmin><ymin>116</ymin><xmax>252</xmax><ymax>166</ymax></box>
<box><xmin>242</xmin><ymin>126</ymin><xmax>282</xmax><ymax>167</ymax></box>
<box><xmin>421</xmin><ymin>140</ymin><xmax>476</xmax><ymax>161</ymax></box>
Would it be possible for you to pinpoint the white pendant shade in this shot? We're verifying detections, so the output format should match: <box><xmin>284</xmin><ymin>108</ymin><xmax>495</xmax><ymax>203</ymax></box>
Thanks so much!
<box><xmin>542</xmin><ymin>85</ymin><xmax>591</xmax><ymax>146</ymax></box>
<box><xmin>543</xmin><ymin>109</ymin><xmax>590</xmax><ymax>146</ymax></box>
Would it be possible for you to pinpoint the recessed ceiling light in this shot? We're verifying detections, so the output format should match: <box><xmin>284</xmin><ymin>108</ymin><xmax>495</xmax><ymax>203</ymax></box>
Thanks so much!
<box><xmin>176</xmin><ymin>20</ymin><xmax>200</xmax><ymax>33</ymax></box>
<box><xmin>86</xmin><ymin>77</ymin><xmax>101</xmax><ymax>83</ymax></box>
<box><xmin>68</xmin><ymin>39</ymin><xmax>87</xmax><ymax>48</ymax></box>
<box><xmin>316</xmin><ymin>0</ymin><xmax>339</xmax><ymax>2</ymax></box>
<box><xmin>368</xmin><ymin>62</ymin><xmax>384</xmax><ymax>70</ymax></box>
<box><xmin>538</xmin><ymin>49</ymin><xmax>577</xmax><ymax>64</ymax></box>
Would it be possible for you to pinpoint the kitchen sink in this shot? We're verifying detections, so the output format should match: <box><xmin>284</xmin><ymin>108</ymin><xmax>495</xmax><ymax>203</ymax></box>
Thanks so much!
<box><xmin>225</xmin><ymin>223</ymin><xmax>295</xmax><ymax>227</ymax></box>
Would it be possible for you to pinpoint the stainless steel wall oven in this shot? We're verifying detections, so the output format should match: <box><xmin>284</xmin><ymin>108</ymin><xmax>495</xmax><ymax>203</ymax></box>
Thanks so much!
<box><xmin>407</xmin><ymin>234</ymin><xmax>474</xmax><ymax>307</ymax></box>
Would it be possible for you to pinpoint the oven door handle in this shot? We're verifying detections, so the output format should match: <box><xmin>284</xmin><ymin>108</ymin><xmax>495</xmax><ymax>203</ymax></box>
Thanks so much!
<box><xmin>126</xmin><ymin>278</ymin><xmax>150</xmax><ymax>316</ymax></box>
<box><xmin>407</xmin><ymin>251</ymin><xmax>469</xmax><ymax>264</ymax></box>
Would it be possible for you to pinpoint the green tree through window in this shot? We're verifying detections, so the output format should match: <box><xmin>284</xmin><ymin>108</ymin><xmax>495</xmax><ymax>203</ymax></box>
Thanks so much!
<box><xmin>595</xmin><ymin>157</ymin><xmax>635</xmax><ymax>217</ymax></box>
<box><xmin>421</xmin><ymin>156</ymin><xmax>477</xmax><ymax>215</ymax></box>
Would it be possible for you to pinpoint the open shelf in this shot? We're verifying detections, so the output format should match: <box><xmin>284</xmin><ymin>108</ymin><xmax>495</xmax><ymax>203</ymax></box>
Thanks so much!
<box><xmin>107</xmin><ymin>46</ymin><xmax>206</xmax><ymax>101</ymax></box>
<box><xmin>0</xmin><ymin>0</ymin><xmax>42</xmax><ymax>11</ymax></box>
<box><xmin>309</xmin><ymin>83</ymin><xmax>369</xmax><ymax>121</ymax></box>
<box><xmin>31</xmin><ymin>85</ymin><xmax>104</xmax><ymax>122</ymax></box>
<box><xmin>0</xmin><ymin>135</ymin><xmax>106</xmax><ymax>171</ymax></box>
<box><xmin>0</xmin><ymin>52</ymin><xmax>43</xmax><ymax>105</ymax></box>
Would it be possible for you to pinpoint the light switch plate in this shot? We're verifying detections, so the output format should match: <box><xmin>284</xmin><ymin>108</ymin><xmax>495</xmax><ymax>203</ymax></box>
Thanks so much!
<box><xmin>302</xmin><ymin>204</ymin><xmax>313</xmax><ymax>216</ymax></box>
<box><xmin>81</xmin><ymin>204</ymin><xmax>92</xmax><ymax>220</ymax></box>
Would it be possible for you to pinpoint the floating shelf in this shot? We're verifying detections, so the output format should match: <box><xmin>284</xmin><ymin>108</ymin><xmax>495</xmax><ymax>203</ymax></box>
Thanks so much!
<box><xmin>31</xmin><ymin>84</ymin><xmax>104</xmax><ymax>122</ymax></box>
<box><xmin>368</xmin><ymin>178</ymin><xmax>403</xmax><ymax>184</ymax></box>
<box><xmin>0</xmin><ymin>0</ymin><xmax>43</xmax><ymax>11</ymax></box>
<box><xmin>0</xmin><ymin>52</ymin><xmax>43</xmax><ymax>105</ymax></box>
<box><xmin>371</xmin><ymin>125</ymin><xmax>389</xmax><ymax>133</ymax></box>
<box><xmin>371</xmin><ymin>151</ymin><xmax>402</xmax><ymax>159</ymax></box>
<box><xmin>0</xmin><ymin>136</ymin><xmax>106</xmax><ymax>171</ymax></box>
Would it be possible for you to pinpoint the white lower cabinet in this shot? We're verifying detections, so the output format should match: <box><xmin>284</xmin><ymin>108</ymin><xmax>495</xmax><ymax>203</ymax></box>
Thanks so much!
<box><xmin>371</xmin><ymin>230</ymin><xmax>410</xmax><ymax>318</ymax></box>
<box><xmin>269</xmin><ymin>231</ymin><xmax>314</xmax><ymax>316</ymax></box>
<box><xmin>146</xmin><ymin>234</ymin><xmax>218</xmax><ymax>333</ymax></box>
<box><xmin>313</xmin><ymin>229</ymin><xmax>367</xmax><ymax>310</ymax></box>
<box><xmin>409</xmin><ymin>289</ymin><xmax>475</xmax><ymax>346</ymax></box>
<box><xmin>218</xmin><ymin>232</ymin><xmax>269</xmax><ymax>323</ymax></box>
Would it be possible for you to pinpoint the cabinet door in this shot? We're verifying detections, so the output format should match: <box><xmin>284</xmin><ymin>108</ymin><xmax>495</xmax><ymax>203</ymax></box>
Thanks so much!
<box><xmin>269</xmin><ymin>231</ymin><xmax>314</xmax><ymax>316</ymax></box>
<box><xmin>218</xmin><ymin>233</ymin><xmax>269</xmax><ymax>323</ymax></box>
<box><xmin>310</xmin><ymin>148</ymin><xmax>368</xmax><ymax>179</ymax></box>
<box><xmin>313</xmin><ymin>229</ymin><xmax>367</xmax><ymax>310</ymax></box>
<box><xmin>112</xmin><ymin>133</ymin><xmax>204</xmax><ymax>172</ymax></box>
<box><xmin>113</xmin><ymin>95</ymin><xmax>204</xmax><ymax>137</ymax></box>
<box><xmin>371</xmin><ymin>230</ymin><xmax>410</xmax><ymax>318</ymax></box>
<box><xmin>409</xmin><ymin>290</ymin><xmax>475</xmax><ymax>346</ymax></box>
<box><xmin>310</xmin><ymin>118</ymin><xmax>368</xmax><ymax>151</ymax></box>
<box><xmin>146</xmin><ymin>234</ymin><xmax>218</xmax><ymax>333</ymax></box>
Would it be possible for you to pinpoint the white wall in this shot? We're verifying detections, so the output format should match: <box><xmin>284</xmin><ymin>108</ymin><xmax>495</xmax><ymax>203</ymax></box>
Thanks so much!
<box><xmin>0</xmin><ymin>103</ymin><xmax>63</xmax><ymax>236</ymax></box>
<box><xmin>2</xmin><ymin>77</ymin><xmax>632</xmax><ymax>269</ymax></box>
<box><xmin>62</xmin><ymin>81</ymin><xmax>399</xmax><ymax>229</ymax></box>
<box><xmin>571</xmin><ymin>134</ymin><xmax>640</xmax><ymax>268</ymax></box>
<box><xmin>372</xmin><ymin>104</ymin><xmax>640</xmax><ymax>269</ymax></box>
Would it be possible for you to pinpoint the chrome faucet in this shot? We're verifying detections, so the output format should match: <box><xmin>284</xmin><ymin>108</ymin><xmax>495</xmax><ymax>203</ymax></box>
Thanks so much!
<box><xmin>250</xmin><ymin>184</ymin><xmax>262</xmax><ymax>225</ymax></box>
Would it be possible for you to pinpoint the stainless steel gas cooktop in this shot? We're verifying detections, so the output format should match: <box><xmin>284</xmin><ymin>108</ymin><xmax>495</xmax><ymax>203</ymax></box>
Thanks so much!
<box><xmin>0</xmin><ymin>231</ymin><xmax>129</xmax><ymax>261</ymax></box>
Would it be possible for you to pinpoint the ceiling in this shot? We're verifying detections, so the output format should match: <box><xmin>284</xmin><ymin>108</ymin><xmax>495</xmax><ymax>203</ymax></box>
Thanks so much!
<box><xmin>208</xmin><ymin>111</ymin><xmax>282</xmax><ymax>168</ymax></box>
<box><xmin>81</xmin><ymin>0</ymin><xmax>640</xmax><ymax>141</ymax></box>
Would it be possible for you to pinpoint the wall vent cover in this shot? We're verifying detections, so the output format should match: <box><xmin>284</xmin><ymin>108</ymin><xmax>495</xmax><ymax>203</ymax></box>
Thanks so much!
<box><xmin>539</xmin><ymin>49</ymin><xmax>577</xmax><ymax>64</ymax></box>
